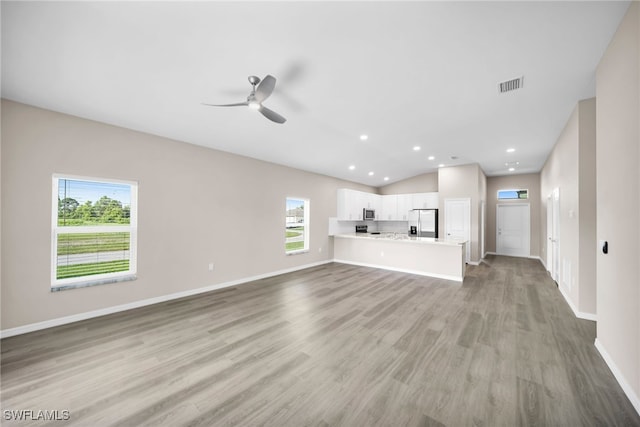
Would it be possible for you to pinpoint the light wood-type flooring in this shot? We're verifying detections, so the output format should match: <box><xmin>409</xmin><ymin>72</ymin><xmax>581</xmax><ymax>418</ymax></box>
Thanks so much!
<box><xmin>2</xmin><ymin>256</ymin><xmax>639</xmax><ymax>426</ymax></box>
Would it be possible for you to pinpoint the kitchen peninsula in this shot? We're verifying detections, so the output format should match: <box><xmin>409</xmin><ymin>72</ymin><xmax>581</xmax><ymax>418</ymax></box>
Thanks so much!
<box><xmin>333</xmin><ymin>233</ymin><xmax>467</xmax><ymax>282</ymax></box>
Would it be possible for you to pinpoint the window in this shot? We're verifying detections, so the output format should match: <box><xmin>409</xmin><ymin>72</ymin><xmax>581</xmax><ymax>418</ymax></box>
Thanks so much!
<box><xmin>52</xmin><ymin>175</ymin><xmax>137</xmax><ymax>290</ymax></box>
<box><xmin>285</xmin><ymin>197</ymin><xmax>309</xmax><ymax>254</ymax></box>
<box><xmin>497</xmin><ymin>189</ymin><xmax>528</xmax><ymax>200</ymax></box>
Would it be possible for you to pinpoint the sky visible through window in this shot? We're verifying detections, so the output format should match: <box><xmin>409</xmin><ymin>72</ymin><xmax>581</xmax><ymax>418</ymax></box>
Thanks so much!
<box><xmin>59</xmin><ymin>179</ymin><xmax>131</xmax><ymax>206</ymax></box>
<box><xmin>286</xmin><ymin>199</ymin><xmax>304</xmax><ymax>211</ymax></box>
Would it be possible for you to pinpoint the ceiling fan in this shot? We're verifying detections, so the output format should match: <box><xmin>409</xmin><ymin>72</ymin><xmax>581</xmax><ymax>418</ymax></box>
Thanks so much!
<box><xmin>202</xmin><ymin>75</ymin><xmax>286</xmax><ymax>124</ymax></box>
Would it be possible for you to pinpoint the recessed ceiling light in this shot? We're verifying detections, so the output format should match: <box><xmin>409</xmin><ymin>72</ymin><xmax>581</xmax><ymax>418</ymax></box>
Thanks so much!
<box><xmin>360</xmin><ymin>134</ymin><xmax>368</xmax><ymax>141</ymax></box>
<box><xmin>383</xmin><ymin>177</ymin><xmax>389</xmax><ymax>181</ymax></box>
<box><xmin>428</xmin><ymin>156</ymin><xmax>435</xmax><ymax>161</ymax></box>
<box><xmin>348</xmin><ymin>165</ymin><xmax>355</xmax><ymax>170</ymax></box>
<box><xmin>506</xmin><ymin>148</ymin><xmax>515</xmax><ymax>153</ymax></box>
<box><xmin>508</xmin><ymin>167</ymin><xmax>515</xmax><ymax>172</ymax></box>
<box><xmin>368</xmin><ymin>171</ymin><xmax>374</xmax><ymax>176</ymax></box>
<box><xmin>413</xmin><ymin>146</ymin><xmax>421</xmax><ymax>151</ymax></box>
<box><xmin>438</xmin><ymin>164</ymin><xmax>445</xmax><ymax>168</ymax></box>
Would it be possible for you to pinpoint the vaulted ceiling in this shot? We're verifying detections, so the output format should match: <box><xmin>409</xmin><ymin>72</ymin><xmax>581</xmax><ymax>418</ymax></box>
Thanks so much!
<box><xmin>1</xmin><ymin>1</ymin><xmax>630</xmax><ymax>185</ymax></box>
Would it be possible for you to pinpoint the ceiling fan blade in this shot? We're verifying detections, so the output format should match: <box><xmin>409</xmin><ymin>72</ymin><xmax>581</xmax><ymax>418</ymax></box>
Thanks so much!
<box><xmin>255</xmin><ymin>75</ymin><xmax>276</xmax><ymax>102</ymax></box>
<box><xmin>260</xmin><ymin>106</ymin><xmax>286</xmax><ymax>124</ymax></box>
<box><xmin>201</xmin><ymin>102</ymin><xmax>248</xmax><ymax>107</ymax></box>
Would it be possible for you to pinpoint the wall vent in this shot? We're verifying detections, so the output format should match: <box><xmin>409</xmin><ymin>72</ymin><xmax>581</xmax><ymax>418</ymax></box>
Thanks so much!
<box><xmin>498</xmin><ymin>76</ymin><xmax>524</xmax><ymax>93</ymax></box>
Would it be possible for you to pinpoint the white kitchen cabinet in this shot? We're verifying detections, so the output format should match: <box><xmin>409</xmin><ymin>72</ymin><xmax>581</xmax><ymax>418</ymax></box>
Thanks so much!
<box><xmin>337</xmin><ymin>189</ymin><xmax>381</xmax><ymax>220</ymax></box>
<box><xmin>337</xmin><ymin>189</ymin><xmax>362</xmax><ymax>220</ymax></box>
<box><xmin>380</xmin><ymin>195</ymin><xmax>397</xmax><ymax>221</ymax></box>
<box><xmin>411</xmin><ymin>192</ymin><xmax>439</xmax><ymax>209</ymax></box>
<box><xmin>396</xmin><ymin>194</ymin><xmax>410</xmax><ymax>220</ymax></box>
<box><xmin>338</xmin><ymin>189</ymin><xmax>434</xmax><ymax>221</ymax></box>
<box><xmin>380</xmin><ymin>194</ymin><xmax>411</xmax><ymax>221</ymax></box>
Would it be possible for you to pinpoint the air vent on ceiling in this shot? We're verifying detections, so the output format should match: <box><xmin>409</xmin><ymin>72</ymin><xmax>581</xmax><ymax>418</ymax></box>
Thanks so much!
<box><xmin>498</xmin><ymin>76</ymin><xmax>524</xmax><ymax>94</ymax></box>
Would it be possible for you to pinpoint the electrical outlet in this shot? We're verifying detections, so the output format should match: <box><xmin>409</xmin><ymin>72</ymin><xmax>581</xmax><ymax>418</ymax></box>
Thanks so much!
<box><xmin>208</xmin><ymin>263</ymin><xmax>214</xmax><ymax>271</ymax></box>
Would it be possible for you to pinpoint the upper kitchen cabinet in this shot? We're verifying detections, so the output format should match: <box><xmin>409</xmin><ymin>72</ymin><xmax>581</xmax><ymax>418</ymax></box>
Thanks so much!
<box><xmin>396</xmin><ymin>194</ymin><xmax>410</xmax><ymax>220</ymax></box>
<box><xmin>411</xmin><ymin>192</ymin><xmax>439</xmax><ymax>209</ymax></box>
<box><xmin>337</xmin><ymin>189</ymin><xmax>438</xmax><ymax>221</ymax></box>
<box><xmin>380</xmin><ymin>195</ymin><xmax>397</xmax><ymax>221</ymax></box>
<box><xmin>379</xmin><ymin>194</ymin><xmax>411</xmax><ymax>221</ymax></box>
<box><xmin>337</xmin><ymin>189</ymin><xmax>381</xmax><ymax>220</ymax></box>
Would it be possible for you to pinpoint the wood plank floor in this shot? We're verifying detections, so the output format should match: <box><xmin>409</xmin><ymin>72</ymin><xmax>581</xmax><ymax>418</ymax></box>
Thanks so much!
<box><xmin>2</xmin><ymin>255</ymin><xmax>639</xmax><ymax>426</ymax></box>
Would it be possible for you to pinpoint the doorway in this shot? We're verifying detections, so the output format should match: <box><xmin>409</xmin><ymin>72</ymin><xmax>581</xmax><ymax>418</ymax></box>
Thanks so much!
<box><xmin>445</xmin><ymin>198</ymin><xmax>471</xmax><ymax>262</ymax></box>
<box><xmin>496</xmin><ymin>204</ymin><xmax>530</xmax><ymax>257</ymax></box>
<box><xmin>547</xmin><ymin>188</ymin><xmax>560</xmax><ymax>282</ymax></box>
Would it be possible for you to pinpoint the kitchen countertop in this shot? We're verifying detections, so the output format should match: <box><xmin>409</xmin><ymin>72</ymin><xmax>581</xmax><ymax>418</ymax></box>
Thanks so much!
<box><xmin>334</xmin><ymin>233</ymin><xmax>467</xmax><ymax>247</ymax></box>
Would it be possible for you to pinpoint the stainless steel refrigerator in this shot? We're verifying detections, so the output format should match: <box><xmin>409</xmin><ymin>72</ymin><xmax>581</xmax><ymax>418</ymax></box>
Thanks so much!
<box><xmin>408</xmin><ymin>209</ymin><xmax>438</xmax><ymax>238</ymax></box>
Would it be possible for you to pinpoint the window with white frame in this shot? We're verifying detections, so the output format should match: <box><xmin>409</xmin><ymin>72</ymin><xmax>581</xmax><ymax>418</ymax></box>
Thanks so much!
<box><xmin>497</xmin><ymin>189</ymin><xmax>529</xmax><ymax>200</ymax></box>
<box><xmin>285</xmin><ymin>197</ymin><xmax>309</xmax><ymax>254</ymax></box>
<box><xmin>52</xmin><ymin>175</ymin><xmax>137</xmax><ymax>290</ymax></box>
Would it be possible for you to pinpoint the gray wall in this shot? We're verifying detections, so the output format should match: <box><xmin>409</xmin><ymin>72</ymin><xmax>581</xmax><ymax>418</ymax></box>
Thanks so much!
<box><xmin>377</xmin><ymin>172</ymin><xmax>438</xmax><ymax>195</ymax></box>
<box><xmin>0</xmin><ymin>100</ymin><xmax>375</xmax><ymax>330</ymax></box>
<box><xmin>539</xmin><ymin>98</ymin><xmax>597</xmax><ymax>317</ymax></box>
<box><xmin>595</xmin><ymin>1</ymin><xmax>639</xmax><ymax>408</ymax></box>
<box><xmin>438</xmin><ymin>163</ymin><xmax>486</xmax><ymax>263</ymax></box>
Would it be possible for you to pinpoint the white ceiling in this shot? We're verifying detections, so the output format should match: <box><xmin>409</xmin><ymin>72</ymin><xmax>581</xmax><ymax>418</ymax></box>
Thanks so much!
<box><xmin>1</xmin><ymin>1</ymin><xmax>630</xmax><ymax>186</ymax></box>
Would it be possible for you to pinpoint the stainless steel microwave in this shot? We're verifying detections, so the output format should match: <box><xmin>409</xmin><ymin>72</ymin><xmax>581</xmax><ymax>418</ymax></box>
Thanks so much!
<box><xmin>363</xmin><ymin>208</ymin><xmax>375</xmax><ymax>220</ymax></box>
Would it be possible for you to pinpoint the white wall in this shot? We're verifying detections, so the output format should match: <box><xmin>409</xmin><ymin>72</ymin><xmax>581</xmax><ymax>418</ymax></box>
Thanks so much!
<box><xmin>0</xmin><ymin>100</ymin><xmax>376</xmax><ymax>331</ymax></box>
<box><xmin>595</xmin><ymin>1</ymin><xmax>640</xmax><ymax>412</ymax></box>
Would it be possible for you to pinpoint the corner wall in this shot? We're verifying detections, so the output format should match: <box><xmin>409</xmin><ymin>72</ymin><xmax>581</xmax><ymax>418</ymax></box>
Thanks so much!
<box><xmin>595</xmin><ymin>1</ymin><xmax>640</xmax><ymax>412</ymax></box>
<box><xmin>539</xmin><ymin>98</ymin><xmax>597</xmax><ymax>318</ymax></box>
<box><xmin>0</xmin><ymin>100</ymin><xmax>375</xmax><ymax>332</ymax></box>
<box><xmin>438</xmin><ymin>164</ymin><xmax>486</xmax><ymax>263</ymax></box>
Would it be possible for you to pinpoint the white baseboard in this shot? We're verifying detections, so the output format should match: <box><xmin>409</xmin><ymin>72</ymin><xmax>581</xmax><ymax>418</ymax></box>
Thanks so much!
<box><xmin>332</xmin><ymin>259</ymin><xmax>463</xmax><ymax>283</ymax></box>
<box><xmin>485</xmin><ymin>251</ymin><xmax>542</xmax><ymax>262</ymax></box>
<box><xmin>557</xmin><ymin>283</ymin><xmax>597</xmax><ymax>321</ymax></box>
<box><xmin>467</xmin><ymin>260</ymin><xmax>481</xmax><ymax>266</ymax></box>
<box><xmin>594</xmin><ymin>338</ymin><xmax>640</xmax><ymax>416</ymax></box>
<box><xmin>0</xmin><ymin>260</ymin><xmax>333</xmax><ymax>339</ymax></box>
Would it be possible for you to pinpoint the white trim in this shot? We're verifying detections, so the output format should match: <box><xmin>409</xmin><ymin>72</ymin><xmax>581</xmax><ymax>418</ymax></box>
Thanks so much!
<box><xmin>594</xmin><ymin>338</ymin><xmax>640</xmax><ymax>416</ymax></box>
<box><xmin>467</xmin><ymin>260</ymin><xmax>481</xmax><ymax>266</ymax></box>
<box><xmin>52</xmin><ymin>174</ymin><xmax>138</xmax><ymax>288</ymax></box>
<box><xmin>333</xmin><ymin>259</ymin><xmax>463</xmax><ymax>283</ymax></box>
<box><xmin>0</xmin><ymin>260</ymin><xmax>332</xmax><ymax>339</ymax></box>
<box><xmin>496</xmin><ymin>188</ymin><xmax>529</xmax><ymax>200</ymax></box>
<box><xmin>557</xmin><ymin>284</ymin><xmax>597</xmax><ymax>321</ymax></box>
<box><xmin>285</xmin><ymin>197</ymin><xmax>310</xmax><ymax>254</ymax></box>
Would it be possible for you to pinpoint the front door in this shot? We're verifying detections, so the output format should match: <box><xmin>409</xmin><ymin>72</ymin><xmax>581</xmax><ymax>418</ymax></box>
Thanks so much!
<box><xmin>496</xmin><ymin>204</ymin><xmax>530</xmax><ymax>257</ymax></box>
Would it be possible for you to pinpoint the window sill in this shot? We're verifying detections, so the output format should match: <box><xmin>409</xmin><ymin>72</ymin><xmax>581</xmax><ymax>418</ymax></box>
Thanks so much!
<box><xmin>286</xmin><ymin>249</ymin><xmax>309</xmax><ymax>256</ymax></box>
<box><xmin>51</xmin><ymin>274</ymin><xmax>137</xmax><ymax>292</ymax></box>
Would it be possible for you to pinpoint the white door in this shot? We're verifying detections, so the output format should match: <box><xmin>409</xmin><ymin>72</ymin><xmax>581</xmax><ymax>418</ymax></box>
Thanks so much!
<box><xmin>547</xmin><ymin>195</ymin><xmax>553</xmax><ymax>272</ymax></box>
<box><xmin>496</xmin><ymin>204</ymin><xmax>530</xmax><ymax>257</ymax></box>
<box><xmin>481</xmin><ymin>201</ymin><xmax>486</xmax><ymax>259</ymax></box>
<box><xmin>445</xmin><ymin>198</ymin><xmax>471</xmax><ymax>262</ymax></box>
<box><xmin>550</xmin><ymin>188</ymin><xmax>560</xmax><ymax>282</ymax></box>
